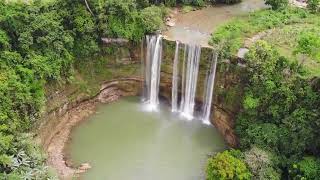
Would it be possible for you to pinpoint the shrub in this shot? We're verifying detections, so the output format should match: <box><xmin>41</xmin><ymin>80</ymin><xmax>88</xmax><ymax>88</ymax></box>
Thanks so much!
<box><xmin>264</xmin><ymin>0</ymin><xmax>288</xmax><ymax>10</ymax></box>
<box><xmin>182</xmin><ymin>5</ymin><xmax>195</xmax><ymax>13</ymax></box>
<box><xmin>181</xmin><ymin>0</ymin><xmax>206</xmax><ymax>6</ymax></box>
<box><xmin>206</xmin><ymin>150</ymin><xmax>252</xmax><ymax>180</ymax></box>
<box><xmin>289</xmin><ymin>156</ymin><xmax>320</xmax><ymax>179</ymax></box>
<box><xmin>307</xmin><ymin>0</ymin><xmax>320</xmax><ymax>13</ymax></box>
<box><xmin>216</xmin><ymin>0</ymin><xmax>242</xmax><ymax>4</ymax></box>
<box><xmin>294</xmin><ymin>31</ymin><xmax>320</xmax><ymax>63</ymax></box>
<box><xmin>140</xmin><ymin>5</ymin><xmax>166</xmax><ymax>33</ymax></box>
<box><xmin>244</xmin><ymin>147</ymin><xmax>281</xmax><ymax>180</ymax></box>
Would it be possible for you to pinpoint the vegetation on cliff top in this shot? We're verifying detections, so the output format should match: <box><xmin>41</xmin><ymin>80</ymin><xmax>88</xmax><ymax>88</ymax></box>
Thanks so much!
<box><xmin>207</xmin><ymin>41</ymin><xmax>320</xmax><ymax>179</ymax></box>
<box><xmin>207</xmin><ymin>2</ymin><xmax>320</xmax><ymax>179</ymax></box>
<box><xmin>210</xmin><ymin>6</ymin><xmax>320</xmax><ymax>77</ymax></box>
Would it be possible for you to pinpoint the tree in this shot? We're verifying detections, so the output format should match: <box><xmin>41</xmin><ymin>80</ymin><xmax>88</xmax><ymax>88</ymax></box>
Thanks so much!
<box><xmin>244</xmin><ymin>147</ymin><xmax>281</xmax><ymax>180</ymax></box>
<box><xmin>206</xmin><ymin>150</ymin><xmax>252</xmax><ymax>180</ymax></box>
<box><xmin>140</xmin><ymin>5</ymin><xmax>165</xmax><ymax>33</ymax></box>
<box><xmin>289</xmin><ymin>156</ymin><xmax>320</xmax><ymax>179</ymax></box>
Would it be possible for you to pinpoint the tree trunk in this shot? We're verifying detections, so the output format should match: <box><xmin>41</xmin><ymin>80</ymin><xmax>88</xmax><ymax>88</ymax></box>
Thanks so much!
<box><xmin>84</xmin><ymin>0</ymin><xmax>94</xmax><ymax>16</ymax></box>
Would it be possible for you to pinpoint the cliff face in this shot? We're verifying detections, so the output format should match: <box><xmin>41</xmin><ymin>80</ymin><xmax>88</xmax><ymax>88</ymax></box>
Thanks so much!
<box><xmin>37</xmin><ymin>43</ymin><xmax>143</xmax><ymax>149</ymax></box>
<box><xmin>39</xmin><ymin>39</ymin><xmax>246</xmax><ymax>149</ymax></box>
<box><xmin>160</xmin><ymin>40</ymin><xmax>246</xmax><ymax>147</ymax></box>
<box><xmin>36</xmin><ymin>39</ymin><xmax>246</xmax><ymax>178</ymax></box>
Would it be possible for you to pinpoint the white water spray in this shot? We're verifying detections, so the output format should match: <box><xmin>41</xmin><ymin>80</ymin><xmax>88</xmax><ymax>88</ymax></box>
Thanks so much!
<box><xmin>180</xmin><ymin>44</ymin><xmax>201</xmax><ymax>119</ymax></box>
<box><xmin>171</xmin><ymin>41</ymin><xmax>180</xmax><ymax>112</ymax></box>
<box><xmin>202</xmin><ymin>52</ymin><xmax>218</xmax><ymax>125</ymax></box>
<box><xmin>143</xmin><ymin>35</ymin><xmax>163</xmax><ymax>111</ymax></box>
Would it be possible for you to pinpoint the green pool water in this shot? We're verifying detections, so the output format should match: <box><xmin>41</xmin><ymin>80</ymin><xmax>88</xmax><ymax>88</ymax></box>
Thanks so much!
<box><xmin>67</xmin><ymin>97</ymin><xmax>226</xmax><ymax>180</ymax></box>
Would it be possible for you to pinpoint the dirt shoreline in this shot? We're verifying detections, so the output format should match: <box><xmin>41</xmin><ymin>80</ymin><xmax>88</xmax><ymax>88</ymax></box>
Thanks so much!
<box><xmin>38</xmin><ymin>78</ymin><xmax>142</xmax><ymax>179</ymax></box>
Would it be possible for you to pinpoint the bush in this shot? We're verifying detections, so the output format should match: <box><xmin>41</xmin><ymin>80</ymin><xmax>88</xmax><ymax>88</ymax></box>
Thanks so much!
<box><xmin>294</xmin><ymin>31</ymin><xmax>320</xmax><ymax>63</ymax></box>
<box><xmin>0</xmin><ymin>134</ymin><xmax>57</xmax><ymax>179</ymax></box>
<box><xmin>182</xmin><ymin>5</ymin><xmax>195</xmax><ymax>13</ymax></box>
<box><xmin>216</xmin><ymin>0</ymin><xmax>242</xmax><ymax>4</ymax></box>
<box><xmin>140</xmin><ymin>5</ymin><xmax>166</xmax><ymax>33</ymax></box>
<box><xmin>206</xmin><ymin>150</ymin><xmax>252</xmax><ymax>180</ymax></box>
<box><xmin>289</xmin><ymin>156</ymin><xmax>320</xmax><ymax>179</ymax></box>
<box><xmin>244</xmin><ymin>147</ymin><xmax>281</xmax><ymax>180</ymax></box>
<box><xmin>307</xmin><ymin>0</ymin><xmax>320</xmax><ymax>13</ymax></box>
<box><xmin>265</xmin><ymin>0</ymin><xmax>288</xmax><ymax>10</ymax></box>
<box><xmin>165</xmin><ymin>0</ymin><xmax>177</xmax><ymax>6</ymax></box>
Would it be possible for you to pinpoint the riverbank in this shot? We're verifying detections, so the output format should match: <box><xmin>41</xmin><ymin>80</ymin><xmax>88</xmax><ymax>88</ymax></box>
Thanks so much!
<box><xmin>163</xmin><ymin>0</ymin><xmax>266</xmax><ymax>46</ymax></box>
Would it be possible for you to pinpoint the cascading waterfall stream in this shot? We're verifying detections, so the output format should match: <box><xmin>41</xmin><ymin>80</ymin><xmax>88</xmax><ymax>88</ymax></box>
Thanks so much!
<box><xmin>143</xmin><ymin>35</ymin><xmax>163</xmax><ymax>111</ymax></box>
<box><xmin>171</xmin><ymin>41</ymin><xmax>180</xmax><ymax>112</ymax></box>
<box><xmin>180</xmin><ymin>44</ymin><xmax>201</xmax><ymax>120</ymax></box>
<box><xmin>202</xmin><ymin>52</ymin><xmax>218</xmax><ymax>124</ymax></box>
<box><xmin>143</xmin><ymin>37</ymin><xmax>215</xmax><ymax>125</ymax></box>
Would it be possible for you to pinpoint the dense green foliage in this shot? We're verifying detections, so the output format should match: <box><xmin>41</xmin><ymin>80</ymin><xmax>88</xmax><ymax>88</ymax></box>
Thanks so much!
<box><xmin>208</xmin><ymin>40</ymin><xmax>320</xmax><ymax>180</ymax></box>
<box><xmin>208</xmin><ymin>5</ymin><xmax>320</xmax><ymax>179</ymax></box>
<box><xmin>289</xmin><ymin>156</ymin><xmax>320</xmax><ymax>179</ymax></box>
<box><xmin>206</xmin><ymin>150</ymin><xmax>252</xmax><ymax>180</ymax></box>
<box><xmin>149</xmin><ymin>0</ymin><xmax>207</xmax><ymax>6</ymax></box>
<box><xmin>235</xmin><ymin>40</ymin><xmax>320</xmax><ymax>177</ymax></box>
<box><xmin>307</xmin><ymin>0</ymin><xmax>320</xmax><ymax>13</ymax></box>
<box><xmin>264</xmin><ymin>0</ymin><xmax>288</xmax><ymax>10</ymax></box>
<box><xmin>148</xmin><ymin>0</ymin><xmax>241</xmax><ymax>6</ymax></box>
<box><xmin>294</xmin><ymin>31</ymin><xmax>320</xmax><ymax>62</ymax></box>
<box><xmin>0</xmin><ymin>0</ymin><xmax>165</xmax><ymax>178</ymax></box>
<box><xmin>244</xmin><ymin>147</ymin><xmax>281</xmax><ymax>179</ymax></box>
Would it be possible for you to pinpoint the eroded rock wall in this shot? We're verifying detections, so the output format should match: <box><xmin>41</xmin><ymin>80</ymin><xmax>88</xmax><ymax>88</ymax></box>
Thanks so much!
<box><xmin>160</xmin><ymin>40</ymin><xmax>246</xmax><ymax>147</ymax></box>
<box><xmin>37</xmin><ymin>43</ymin><xmax>143</xmax><ymax>149</ymax></box>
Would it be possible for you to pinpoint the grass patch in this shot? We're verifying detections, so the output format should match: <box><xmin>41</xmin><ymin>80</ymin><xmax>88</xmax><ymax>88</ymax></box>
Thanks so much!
<box><xmin>261</xmin><ymin>24</ymin><xmax>320</xmax><ymax>77</ymax></box>
<box><xmin>210</xmin><ymin>7</ymin><xmax>320</xmax><ymax>77</ymax></box>
<box><xmin>210</xmin><ymin>7</ymin><xmax>320</xmax><ymax>56</ymax></box>
<box><xmin>181</xmin><ymin>5</ymin><xmax>195</xmax><ymax>13</ymax></box>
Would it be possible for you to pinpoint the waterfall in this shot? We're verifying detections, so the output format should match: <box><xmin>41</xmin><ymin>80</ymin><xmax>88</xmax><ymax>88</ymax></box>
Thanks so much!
<box><xmin>180</xmin><ymin>44</ymin><xmax>201</xmax><ymax>120</ymax></box>
<box><xmin>171</xmin><ymin>41</ymin><xmax>180</xmax><ymax>112</ymax></box>
<box><xmin>143</xmin><ymin>35</ymin><xmax>163</xmax><ymax>111</ymax></box>
<box><xmin>202</xmin><ymin>52</ymin><xmax>218</xmax><ymax>125</ymax></box>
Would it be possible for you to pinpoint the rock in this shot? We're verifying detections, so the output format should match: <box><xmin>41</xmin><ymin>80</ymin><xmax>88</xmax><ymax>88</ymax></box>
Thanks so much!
<box><xmin>78</xmin><ymin>163</ymin><xmax>91</xmax><ymax>171</ymax></box>
<box><xmin>237</xmin><ymin>48</ymin><xmax>249</xmax><ymax>59</ymax></box>
<box><xmin>166</xmin><ymin>21</ymin><xmax>176</xmax><ymax>27</ymax></box>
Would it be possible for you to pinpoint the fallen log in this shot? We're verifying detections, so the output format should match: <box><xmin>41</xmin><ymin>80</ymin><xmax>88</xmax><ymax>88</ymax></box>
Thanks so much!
<box><xmin>101</xmin><ymin>38</ymin><xmax>129</xmax><ymax>44</ymax></box>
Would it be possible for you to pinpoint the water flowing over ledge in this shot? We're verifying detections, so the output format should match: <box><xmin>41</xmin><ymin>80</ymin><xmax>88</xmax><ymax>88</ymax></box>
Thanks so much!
<box><xmin>142</xmin><ymin>35</ymin><xmax>163</xmax><ymax>111</ymax></box>
<box><xmin>202</xmin><ymin>52</ymin><xmax>219</xmax><ymax>124</ymax></box>
<box><xmin>143</xmin><ymin>35</ymin><xmax>220</xmax><ymax>125</ymax></box>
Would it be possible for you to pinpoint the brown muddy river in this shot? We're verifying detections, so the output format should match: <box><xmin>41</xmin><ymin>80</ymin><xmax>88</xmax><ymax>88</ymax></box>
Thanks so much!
<box><xmin>164</xmin><ymin>0</ymin><xmax>266</xmax><ymax>46</ymax></box>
